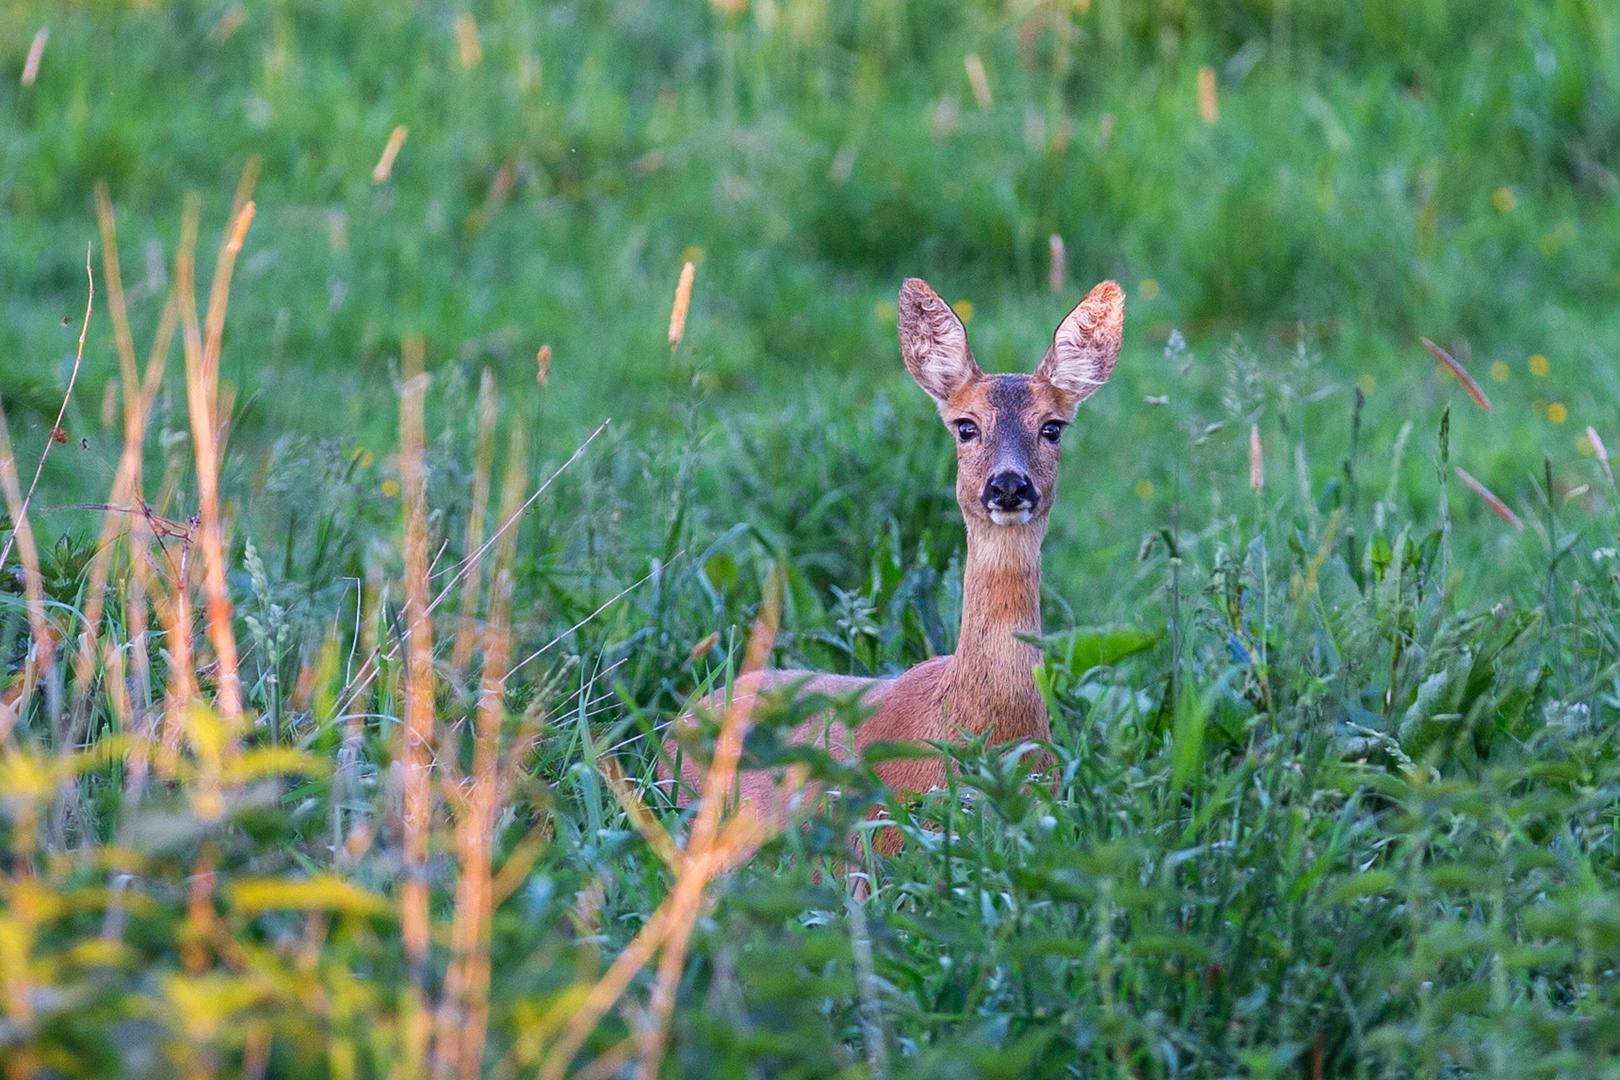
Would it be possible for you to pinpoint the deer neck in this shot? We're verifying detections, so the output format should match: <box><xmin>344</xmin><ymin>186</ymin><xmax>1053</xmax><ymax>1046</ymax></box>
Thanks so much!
<box><xmin>945</xmin><ymin>517</ymin><xmax>1048</xmax><ymax>744</ymax></box>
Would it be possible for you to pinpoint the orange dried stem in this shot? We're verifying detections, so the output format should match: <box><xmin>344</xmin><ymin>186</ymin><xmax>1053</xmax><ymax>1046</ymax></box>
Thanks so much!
<box><xmin>397</xmin><ymin>333</ymin><xmax>435</xmax><ymax>1080</ymax></box>
<box><xmin>178</xmin><ymin>174</ymin><xmax>257</xmax><ymax>725</ymax></box>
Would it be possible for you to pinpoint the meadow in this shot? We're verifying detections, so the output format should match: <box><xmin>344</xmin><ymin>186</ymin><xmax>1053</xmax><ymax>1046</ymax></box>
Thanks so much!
<box><xmin>3</xmin><ymin>1</ymin><xmax>1620</xmax><ymax>1077</ymax></box>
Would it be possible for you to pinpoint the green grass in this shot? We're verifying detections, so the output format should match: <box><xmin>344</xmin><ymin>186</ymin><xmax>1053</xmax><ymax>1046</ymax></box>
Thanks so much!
<box><xmin>4</xmin><ymin>1</ymin><xmax>1620</xmax><ymax>1077</ymax></box>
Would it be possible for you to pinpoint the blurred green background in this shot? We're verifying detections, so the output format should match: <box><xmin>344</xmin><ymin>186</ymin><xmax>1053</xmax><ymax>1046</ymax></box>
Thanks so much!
<box><xmin>2</xmin><ymin>0</ymin><xmax>1617</xmax><ymax>603</ymax></box>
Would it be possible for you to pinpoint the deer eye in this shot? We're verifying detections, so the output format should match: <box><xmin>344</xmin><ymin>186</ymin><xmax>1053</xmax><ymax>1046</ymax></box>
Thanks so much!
<box><xmin>1040</xmin><ymin>422</ymin><xmax>1065</xmax><ymax>444</ymax></box>
<box><xmin>955</xmin><ymin>420</ymin><xmax>979</xmax><ymax>442</ymax></box>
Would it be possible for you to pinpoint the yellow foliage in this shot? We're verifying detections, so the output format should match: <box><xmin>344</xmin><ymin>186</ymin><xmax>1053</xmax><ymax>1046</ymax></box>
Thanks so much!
<box><xmin>225</xmin><ymin>746</ymin><xmax>331</xmax><ymax>784</ymax></box>
<box><xmin>227</xmin><ymin>874</ymin><xmax>390</xmax><ymax>918</ymax></box>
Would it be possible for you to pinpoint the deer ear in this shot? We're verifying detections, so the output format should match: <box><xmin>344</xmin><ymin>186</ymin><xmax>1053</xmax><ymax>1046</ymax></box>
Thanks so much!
<box><xmin>899</xmin><ymin>278</ymin><xmax>981</xmax><ymax>404</ymax></box>
<box><xmin>1035</xmin><ymin>280</ymin><xmax>1124</xmax><ymax>415</ymax></box>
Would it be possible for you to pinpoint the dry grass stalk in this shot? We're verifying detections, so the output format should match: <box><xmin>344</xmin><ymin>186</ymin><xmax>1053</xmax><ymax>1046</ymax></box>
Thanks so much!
<box><xmin>0</xmin><ymin>245</ymin><xmax>92</xmax><ymax>579</ymax></box>
<box><xmin>21</xmin><ymin>28</ymin><xmax>47</xmax><ymax>87</ymax></box>
<box><xmin>536</xmin><ymin>343</ymin><xmax>552</xmax><ymax>385</ymax></box>
<box><xmin>1047</xmin><ymin>234</ymin><xmax>1065</xmax><ymax>294</ymax></box>
<box><xmin>398</xmin><ymin>332</ymin><xmax>436</xmax><ymax>1078</ymax></box>
<box><xmin>451</xmin><ymin>369</ymin><xmax>499</xmax><ymax>673</ymax></box>
<box><xmin>70</xmin><ymin>187</ymin><xmax>176</xmax><ymax>736</ymax></box>
<box><xmin>1249</xmin><ymin>423</ymin><xmax>1264</xmax><ymax>494</ymax></box>
<box><xmin>964</xmin><ymin>53</ymin><xmax>992</xmax><ymax>109</ymax></box>
<box><xmin>1421</xmin><ymin>336</ymin><xmax>1492</xmax><ymax>412</ymax></box>
<box><xmin>668</xmin><ymin>262</ymin><xmax>695</xmax><ymax>351</ymax></box>
<box><xmin>1455</xmin><ymin>466</ymin><xmax>1523</xmax><ymax>530</ymax></box>
<box><xmin>374</xmin><ymin>126</ymin><xmax>410</xmax><ymax>183</ymax></box>
<box><xmin>177</xmin><ymin>173</ymin><xmax>257</xmax><ymax>725</ymax></box>
<box><xmin>1197</xmin><ymin>66</ymin><xmax>1218</xmax><ymax>124</ymax></box>
<box><xmin>438</xmin><ymin>423</ymin><xmax>527</xmax><ymax>1080</ymax></box>
<box><xmin>152</xmin><ymin>201</ymin><xmax>206</xmax><ymax>775</ymax></box>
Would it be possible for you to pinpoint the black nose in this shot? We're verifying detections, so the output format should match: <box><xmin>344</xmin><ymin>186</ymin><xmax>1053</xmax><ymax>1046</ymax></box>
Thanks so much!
<box><xmin>984</xmin><ymin>471</ymin><xmax>1037</xmax><ymax>512</ymax></box>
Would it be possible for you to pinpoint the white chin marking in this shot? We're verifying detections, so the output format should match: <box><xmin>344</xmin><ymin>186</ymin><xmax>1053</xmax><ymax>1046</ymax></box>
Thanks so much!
<box><xmin>988</xmin><ymin>509</ymin><xmax>1033</xmax><ymax>526</ymax></box>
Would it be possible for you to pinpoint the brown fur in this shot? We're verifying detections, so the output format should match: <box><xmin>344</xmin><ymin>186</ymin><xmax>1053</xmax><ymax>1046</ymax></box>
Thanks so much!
<box><xmin>661</xmin><ymin>278</ymin><xmax>1124</xmax><ymax>840</ymax></box>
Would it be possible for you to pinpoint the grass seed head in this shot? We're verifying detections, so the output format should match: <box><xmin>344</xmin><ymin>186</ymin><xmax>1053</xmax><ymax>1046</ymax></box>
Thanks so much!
<box><xmin>372</xmin><ymin>126</ymin><xmax>409</xmax><ymax>184</ymax></box>
<box><xmin>21</xmin><ymin>28</ymin><xmax>47</xmax><ymax>87</ymax></box>
<box><xmin>1588</xmin><ymin>425</ymin><xmax>1613</xmax><ymax>487</ymax></box>
<box><xmin>669</xmin><ymin>261</ymin><xmax>695</xmax><ymax>351</ymax></box>
<box><xmin>1198</xmin><ymin>66</ymin><xmax>1218</xmax><ymax>124</ymax></box>
<box><xmin>1422</xmin><ymin>336</ymin><xmax>1492</xmax><ymax>411</ymax></box>
<box><xmin>1455</xmin><ymin>466</ymin><xmax>1523</xmax><ymax>530</ymax></box>
<box><xmin>1249</xmin><ymin>423</ymin><xmax>1264</xmax><ymax>494</ymax></box>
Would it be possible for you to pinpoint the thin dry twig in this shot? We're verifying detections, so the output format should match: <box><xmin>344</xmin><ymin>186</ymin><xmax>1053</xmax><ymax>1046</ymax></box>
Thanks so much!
<box><xmin>0</xmin><ymin>244</ymin><xmax>92</xmax><ymax>578</ymax></box>
<box><xmin>510</xmin><ymin>559</ymin><xmax>669</xmax><ymax>676</ymax></box>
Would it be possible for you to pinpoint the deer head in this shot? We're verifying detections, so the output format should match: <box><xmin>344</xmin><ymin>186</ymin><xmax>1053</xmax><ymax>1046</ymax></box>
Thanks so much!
<box><xmin>898</xmin><ymin>278</ymin><xmax>1124</xmax><ymax>528</ymax></box>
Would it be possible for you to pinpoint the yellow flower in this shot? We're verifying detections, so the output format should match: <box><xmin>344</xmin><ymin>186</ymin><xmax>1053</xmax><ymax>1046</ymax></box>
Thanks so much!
<box><xmin>1547</xmin><ymin>402</ymin><xmax>1568</xmax><ymax>424</ymax></box>
<box><xmin>1492</xmin><ymin>187</ymin><xmax>1516</xmax><ymax>213</ymax></box>
<box><xmin>1137</xmin><ymin>278</ymin><xmax>1160</xmax><ymax>301</ymax></box>
<box><xmin>1357</xmin><ymin>372</ymin><xmax>1376</xmax><ymax>394</ymax></box>
<box><xmin>382</xmin><ymin>480</ymin><xmax>400</xmax><ymax>498</ymax></box>
<box><xmin>1135</xmin><ymin>479</ymin><xmax>1154</xmax><ymax>500</ymax></box>
<box><xmin>1489</xmin><ymin>361</ymin><xmax>1510</xmax><ymax>383</ymax></box>
<box><xmin>1528</xmin><ymin>354</ymin><xmax>1550</xmax><ymax>377</ymax></box>
<box><xmin>951</xmin><ymin>299</ymin><xmax>975</xmax><ymax>323</ymax></box>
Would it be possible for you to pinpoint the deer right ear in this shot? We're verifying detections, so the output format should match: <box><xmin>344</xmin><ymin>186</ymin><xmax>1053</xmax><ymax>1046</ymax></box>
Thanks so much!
<box><xmin>898</xmin><ymin>278</ymin><xmax>981</xmax><ymax>404</ymax></box>
<box><xmin>1035</xmin><ymin>280</ymin><xmax>1124</xmax><ymax>416</ymax></box>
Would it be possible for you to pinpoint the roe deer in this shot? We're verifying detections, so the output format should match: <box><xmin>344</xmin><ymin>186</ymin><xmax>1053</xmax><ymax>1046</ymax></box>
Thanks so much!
<box><xmin>665</xmin><ymin>278</ymin><xmax>1124</xmax><ymax>831</ymax></box>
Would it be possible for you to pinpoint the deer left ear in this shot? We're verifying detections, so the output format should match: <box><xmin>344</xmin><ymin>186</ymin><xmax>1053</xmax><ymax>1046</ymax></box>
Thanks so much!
<box><xmin>1035</xmin><ymin>280</ymin><xmax>1124</xmax><ymax>416</ymax></box>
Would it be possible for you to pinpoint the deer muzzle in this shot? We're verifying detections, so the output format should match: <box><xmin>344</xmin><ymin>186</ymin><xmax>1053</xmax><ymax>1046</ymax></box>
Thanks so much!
<box><xmin>983</xmin><ymin>470</ymin><xmax>1038</xmax><ymax>524</ymax></box>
